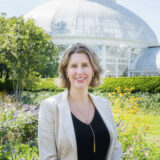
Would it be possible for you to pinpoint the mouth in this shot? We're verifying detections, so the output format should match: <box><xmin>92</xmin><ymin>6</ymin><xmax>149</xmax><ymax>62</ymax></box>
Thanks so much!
<box><xmin>75</xmin><ymin>77</ymin><xmax>86</xmax><ymax>82</ymax></box>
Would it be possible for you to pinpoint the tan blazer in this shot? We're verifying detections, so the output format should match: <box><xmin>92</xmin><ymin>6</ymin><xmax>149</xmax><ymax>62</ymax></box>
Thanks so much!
<box><xmin>38</xmin><ymin>89</ymin><xmax>122</xmax><ymax>160</ymax></box>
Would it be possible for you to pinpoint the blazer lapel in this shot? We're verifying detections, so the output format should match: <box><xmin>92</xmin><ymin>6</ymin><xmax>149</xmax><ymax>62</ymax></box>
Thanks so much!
<box><xmin>58</xmin><ymin>90</ymin><xmax>77</xmax><ymax>155</ymax></box>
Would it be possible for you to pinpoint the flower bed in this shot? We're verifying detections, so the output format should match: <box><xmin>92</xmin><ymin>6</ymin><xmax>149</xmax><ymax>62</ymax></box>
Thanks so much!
<box><xmin>0</xmin><ymin>88</ymin><xmax>160</xmax><ymax>159</ymax></box>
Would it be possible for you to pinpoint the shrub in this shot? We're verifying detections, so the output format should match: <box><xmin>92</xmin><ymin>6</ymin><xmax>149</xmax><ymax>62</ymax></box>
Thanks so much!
<box><xmin>1</xmin><ymin>76</ymin><xmax>160</xmax><ymax>93</ymax></box>
<box><xmin>98</xmin><ymin>76</ymin><xmax>160</xmax><ymax>93</ymax></box>
<box><xmin>0</xmin><ymin>91</ymin><xmax>38</xmax><ymax>145</ymax></box>
<box><xmin>108</xmin><ymin>87</ymin><xmax>160</xmax><ymax>159</ymax></box>
<box><xmin>0</xmin><ymin>78</ymin><xmax>64</xmax><ymax>92</ymax></box>
<box><xmin>0</xmin><ymin>79</ymin><xmax>13</xmax><ymax>91</ymax></box>
<box><xmin>28</xmin><ymin>78</ymin><xmax>63</xmax><ymax>91</ymax></box>
<box><xmin>0</xmin><ymin>140</ymin><xmax>38</xmax><ymax>160</ymax></box>
<box><xmin>1</xmin><ymin>87</ymin><xmax>160</xmax><ymax>159</ymax></box>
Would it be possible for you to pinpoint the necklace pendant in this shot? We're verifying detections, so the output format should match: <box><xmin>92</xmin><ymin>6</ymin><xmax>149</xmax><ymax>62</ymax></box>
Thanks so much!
<box><xmin>93</xmin><ymin>141</ymin><xmax>96</xmax><ymax>153</ymax></box>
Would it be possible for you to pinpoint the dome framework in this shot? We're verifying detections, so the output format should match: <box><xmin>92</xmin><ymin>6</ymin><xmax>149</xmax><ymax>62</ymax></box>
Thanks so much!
<box><xmin>25</xmin><ymin>0</ymin><xmax>159</xmax><ymax>77</ymax></box>
<box><xmin>129</xmin><ymin>46</ymin><xmax>160</xmax><ymax>77</ymax></box>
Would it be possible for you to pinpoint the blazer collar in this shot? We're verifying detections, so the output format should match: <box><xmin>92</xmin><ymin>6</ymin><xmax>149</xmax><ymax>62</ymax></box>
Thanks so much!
<box><xmin>58</xmin><ymin>89</ymin><xmax>77</xmax><ymax>154</ymax></box>
<box><xmin>58</xmin><ymin>89</ymin><xmax>114</xmax><ymax>156</ymax></box>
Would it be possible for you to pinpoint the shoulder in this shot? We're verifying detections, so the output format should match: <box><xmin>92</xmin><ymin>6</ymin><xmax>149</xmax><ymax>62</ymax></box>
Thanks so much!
<box><xmin>39</xmin><ymin>91</ymin><xmax>65</xmax><ymax>113</ymax></box>
<box><xmin>90</xmin><ymin>93</ymin><xmax>110</xmax><ymax>107</ymax></box>
<box><xmin>90</xmin><ymin>93</ymin><xmax>113</xmax><ymax>117</ymax></box>
<box><xmin>41</xmin><ymin>91</ymin><xmax>64</xmax><ymax>105</ymax></box>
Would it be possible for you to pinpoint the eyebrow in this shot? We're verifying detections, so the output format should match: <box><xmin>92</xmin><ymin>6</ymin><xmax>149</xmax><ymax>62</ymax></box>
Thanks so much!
<box><xmin>70</xmin><ymin>62</ymin><xmax>89</xmax><ymax>65</ymax></box>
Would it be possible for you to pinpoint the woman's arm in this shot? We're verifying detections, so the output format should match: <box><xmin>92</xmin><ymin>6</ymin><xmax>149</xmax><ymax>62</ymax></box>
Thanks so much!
<box><xmin>110</xmin><ymin>123</ymin><xmax>122</xmax><ymax>160</ymax></box>
<box><xmin>38</xmin><ymin>100</ymin><xmax>58</xmax><ymax>160</ymax></box>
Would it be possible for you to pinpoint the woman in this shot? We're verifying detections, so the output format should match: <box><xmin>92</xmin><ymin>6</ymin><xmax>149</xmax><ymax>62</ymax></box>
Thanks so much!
<box><xmin>38</xmin><ymin>43</ymin><xmax>122</xmax><ymax>160</ymax></box>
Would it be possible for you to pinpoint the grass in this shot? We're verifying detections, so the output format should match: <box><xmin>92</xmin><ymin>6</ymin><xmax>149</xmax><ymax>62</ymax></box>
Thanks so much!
<box><xmin>143</xmin><ymin>115</ymin><xmax>160</xmax><ymax>136</ymax></box>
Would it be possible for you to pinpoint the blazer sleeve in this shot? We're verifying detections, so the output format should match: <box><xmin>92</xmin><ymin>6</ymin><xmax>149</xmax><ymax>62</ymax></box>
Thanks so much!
<box><xmin>107</xmin><ymin>99</ymin><xmax>122</xmax><ymax>160</ymax></box>
<box><xmin>38</xmin><ymin>99</ymin><xmax>58</xmax><ymax>160</ymax></box>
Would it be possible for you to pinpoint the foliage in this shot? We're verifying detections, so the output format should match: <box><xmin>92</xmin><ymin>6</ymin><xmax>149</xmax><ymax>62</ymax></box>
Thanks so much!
<box><xmin>0</xmin><ymin>91</ymin><xmax>38</xmax><ymax>145</ymax></box>
<box><xmin>107</xmin><ymin>87</ymin><xmax>160</xmax><ymax>159</ymax></box>
<box><xmin>0</xmin><ymin>88</ymin><xmax>160</xmax><ymax>159</ymax></box>
<box><xmin>0</xmin><ymin>15</ymin><xmax>59</xmax><ymax>100</ymax></box>
<box><xmin>26</xmin><ymin>78</ymin><xmax>64</xmax><ymax>92</ymax></box>
<box><xmin>133</xmin><ymin>92</ymin><xmax>160</xmax><ymax>115</ymax></box>
<box><xmin>0</xmin><ymin>79</ymin><xmax>13</xmax><ymax>91</ymax></box>
<box><xmin>98</xmin><ymin>76</ymin><xmax>160</xmax><ymax>93</ymax></box>
<box><xmin>1</xmin><ymin>76</ymin><xmax>160</xmax><ymax>94</ymax></box>
<box><xmin>22</xmin><ymin>90</ymin><xmax>58</xmax><ymax>105</ymax></box>
<box><xmin>0</xmin><ymin>78</ymin><xmax>64</xmax><ymax>92</ymax></box>
<box><xmin>93</xmin><ymin>87</ymin><xmax>160</xmax><ymax>115</ymax></box>
<box><xmin>0</xmin><ymin>91</ymin><xmax>39</xmax><ymax>159</ymax></box>
<box><xmin>0</xmin><ymin>140</ymin><xmax>38</xmax><ymax>160</ymax></box>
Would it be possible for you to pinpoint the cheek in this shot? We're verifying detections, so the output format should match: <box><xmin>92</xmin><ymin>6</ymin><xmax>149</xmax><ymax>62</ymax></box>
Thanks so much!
<box><xmin>86</xmin><ymin>68</ymin><xmax>93</xmax><ymax>75</ymax></box>
<box><xmin>68</xmin><ymin>69</ymin><xmax>76</xmax><ymax>77</ymax></box>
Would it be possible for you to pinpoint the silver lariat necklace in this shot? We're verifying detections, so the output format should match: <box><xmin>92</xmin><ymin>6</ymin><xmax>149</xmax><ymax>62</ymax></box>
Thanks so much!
<box><xmin>69</xmin><ymin>95</ymin><xmax>96</xmax><ymax>153</ymax></box>
<box><xmin>87</xmin><ymin>99</ymin><xmax>96</xmax><ymax>153</ymax></box>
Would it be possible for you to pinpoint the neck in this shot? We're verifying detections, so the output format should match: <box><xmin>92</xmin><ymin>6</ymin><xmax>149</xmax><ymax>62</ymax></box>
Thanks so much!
<box><xmin>68</xmin><ymin>87</ymin><xmax>89</xmax><ymax>103</ymax></box>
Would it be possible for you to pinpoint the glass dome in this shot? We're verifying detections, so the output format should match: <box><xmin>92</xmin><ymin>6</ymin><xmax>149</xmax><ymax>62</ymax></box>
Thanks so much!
<box><xmin>25</xmin><ymin>0</ymin><xmax>158</xmax><ymax>45</ymax></box>
<box><xmin>129</xmin><ymin>47</ymin><xmax>160</xmax><ymax>76</ymax></box>
<box><xmin>25</xmin><ymin>0</ymin><xmax>159</xmax><ymax>77</ymax></box>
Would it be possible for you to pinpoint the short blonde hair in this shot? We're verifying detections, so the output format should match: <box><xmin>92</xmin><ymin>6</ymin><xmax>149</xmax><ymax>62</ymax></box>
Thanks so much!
<box><xmin>57</xmin><ymin>43</ymin><xmax>103</xmax><ymax>89</ymax></box>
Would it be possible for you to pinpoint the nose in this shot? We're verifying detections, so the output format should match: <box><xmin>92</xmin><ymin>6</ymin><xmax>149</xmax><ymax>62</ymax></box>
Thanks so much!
<box><xmin>77</xmin><ymin>66</ymin><xmax>83</xmax><ymax>74</ymax></box>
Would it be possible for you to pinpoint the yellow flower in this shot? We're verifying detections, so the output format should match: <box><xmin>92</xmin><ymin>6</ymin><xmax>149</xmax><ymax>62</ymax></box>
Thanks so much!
<box><xmin>130</xmin><ymin>109</ymin><xmax>135</xmax><ymax>114</ymax></box>
<box><xmin>119</xmin><ymin>93</ymin><xmax>123</xmax><ymax>97</ymax></box>
<box><xmin>134</xmin><ymin>107</ymin><xmax>140</xmax><ymax>112</ymax></box>
<box><xmin>108</xmin><ymin>93</ymin><xmax>111</xmax><ymax>97</ymax></box>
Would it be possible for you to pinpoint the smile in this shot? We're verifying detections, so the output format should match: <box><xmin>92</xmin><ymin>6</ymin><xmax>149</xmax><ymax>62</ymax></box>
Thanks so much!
<box><xmin>75</xmin><ymin>77</ymin><xmax>86</xmax><ymax>82</ymax></box>
<box><xmin>76</xmin><ymin>77</ymin><xmax>85</xmax><ymax>80</ymax></box>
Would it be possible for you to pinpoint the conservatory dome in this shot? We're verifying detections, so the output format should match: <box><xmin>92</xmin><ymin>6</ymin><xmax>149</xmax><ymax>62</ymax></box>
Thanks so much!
<box><xmin>25</xmin><ymin>0</ymin><xmax>158</xmax><ymax>47</ymax></box>
<box><xmin>25</xmin><ymin>0</ymin><xmax>159</xmax><ymax>77</ymax></box>
<box><xmin>129</xmin><ymin>46</ymin><xmax>160</xmax><ymax>76</ymax></box>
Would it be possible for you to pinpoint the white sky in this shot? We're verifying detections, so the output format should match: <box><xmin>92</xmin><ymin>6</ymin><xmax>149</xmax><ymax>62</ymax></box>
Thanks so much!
<box><xmin>0</xmin><ymin>0</ymin><xmax>160</xmax><ymax>42</ymax></box>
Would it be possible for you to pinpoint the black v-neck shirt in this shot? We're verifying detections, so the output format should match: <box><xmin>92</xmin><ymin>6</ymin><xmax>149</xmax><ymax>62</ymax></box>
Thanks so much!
<box><xmin>71</xmin><ymin>107</ymin><xmax>110</xmax><ymax>160</ymax></box>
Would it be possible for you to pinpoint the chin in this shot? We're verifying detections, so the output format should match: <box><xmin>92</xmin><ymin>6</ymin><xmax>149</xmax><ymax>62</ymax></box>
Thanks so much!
<box><xmin>73</xmin><ymin>84</ymin><xmax>88</xmax><ymax>90</ymax></box>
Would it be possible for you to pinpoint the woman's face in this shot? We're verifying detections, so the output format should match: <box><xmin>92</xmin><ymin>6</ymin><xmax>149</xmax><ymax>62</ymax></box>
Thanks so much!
<box><xmin>66</xmin><ymin>53</ymin><xmax>94</xmax><ymax>90</ymax></box>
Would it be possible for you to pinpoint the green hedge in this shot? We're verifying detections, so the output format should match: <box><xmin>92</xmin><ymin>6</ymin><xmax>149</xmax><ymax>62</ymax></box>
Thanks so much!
<box><xmin>0</xmin><ymin>78</ymin><xmax>64</xmax><ymax>92</ymax></box>
<box><xmin>26</xmin><ymin>78</ymin><xmax>64</xmax><ymax>92</ymax></box>
<box><xmin>98</xmin><ymin>76</ymin><xmax>160</xmax><ymax>93</ymax></box>
<box><xmin>1</xmin><ymin>76</ymin><xmax>160</xmax><ymax>93</ymax></box>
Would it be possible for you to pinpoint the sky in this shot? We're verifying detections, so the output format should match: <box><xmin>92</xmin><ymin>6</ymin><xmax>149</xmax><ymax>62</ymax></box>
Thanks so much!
<box><xmin>0</xmin><ymin>0</ymin><xmax>160</xmax><ymax>42</ymax></box>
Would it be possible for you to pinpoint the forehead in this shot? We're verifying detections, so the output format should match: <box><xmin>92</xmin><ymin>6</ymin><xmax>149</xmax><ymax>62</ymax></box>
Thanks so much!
<box><xmin>68</xmin><ymin>53</ymin><xmax>90</xmax><ymax>64</ymax></box>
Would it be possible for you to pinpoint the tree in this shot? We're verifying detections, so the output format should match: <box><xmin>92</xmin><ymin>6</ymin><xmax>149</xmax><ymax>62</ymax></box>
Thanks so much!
<box><xmin>0</xmin><ymin>14</ymin><xmax>9</xmax><ymax>81</ymax></box>
<box><xmin>0</xmin><ymin>15</ymin><xmax>59</xmax><ymax>101</ymax></box>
